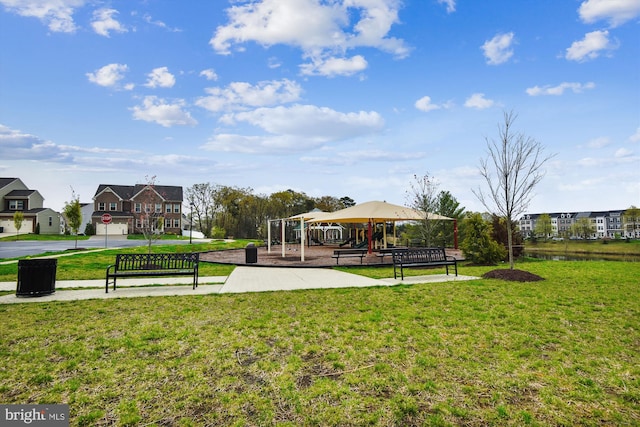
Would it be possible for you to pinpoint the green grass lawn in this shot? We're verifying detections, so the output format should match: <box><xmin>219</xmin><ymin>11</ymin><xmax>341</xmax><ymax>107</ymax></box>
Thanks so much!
<box><xmin>0</xmin><ymin>260</ymin><xmax>638</xmax><ymax>426</ymax></box>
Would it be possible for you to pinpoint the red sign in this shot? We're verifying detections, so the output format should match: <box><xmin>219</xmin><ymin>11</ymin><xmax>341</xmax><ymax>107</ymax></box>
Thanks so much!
<box><xmin>101</xmin><ymin>213</ymin><xmax>112</xmax><ymax>224</ymax></box>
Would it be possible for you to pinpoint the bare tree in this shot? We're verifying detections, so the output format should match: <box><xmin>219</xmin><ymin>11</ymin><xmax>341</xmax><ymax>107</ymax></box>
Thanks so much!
<box><xmin>472</xmin><ymin>111</ymin><xmax>554</xmax><ymax>269</ymax></box>
<box><xmin>407</xmin><ymin>173</ymin><xmax>440</xmax><ymax>247</ymax></box>
<box><xmin>185</xmin><ymin>183</ymin><xmax>217</xmax><ymax>237</ymax></box>
<box><xmin>135</xmin><ymin>175</ymin><xmax>165</xmax><ymax>254</ymax></box>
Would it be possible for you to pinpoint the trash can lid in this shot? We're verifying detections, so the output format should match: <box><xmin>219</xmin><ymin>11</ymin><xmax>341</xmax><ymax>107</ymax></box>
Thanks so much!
<box><xmin>246</xmin><ymin>242</ymin><xmax>255</xmax><ymax>247</ymax></box>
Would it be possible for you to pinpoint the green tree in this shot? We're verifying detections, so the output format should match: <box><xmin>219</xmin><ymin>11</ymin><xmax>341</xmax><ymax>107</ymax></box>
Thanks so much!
<box><xmin>623</xmin><ymin>206</ymin><xmax>640</xmax><ymax>239</ymax></box>
<box><xmin>13</xmin><ymin>210</ymin><xmax>24</xmax><ymax>241</ymax></box>
<box><xmin>433</xmin><ymin>191</ymin><xmax>465</xmax><ymax>247</ymax></box>
<box><xmin>62</xmin><ymin>188</ymin><xmax>83</xmax><ymax>249</ymax></box>
<box><xmin>460</xmin><ymin>212</ymin><xmax>506</xmax><ymax>265</ymax></box>
<box><xmin>339</xmin><ymin>196</ymin><xmax>356</xmax><ymax>208</ymax></box>
<box><xmin>314</xmin><ymin>196</ymin><xmax>343</xmax><ymax>212</ymax></box>
<box><xmin>534</xmin><ymin>213</ymin><xmax>553</xmax><ymax>241</ymax></box>
<box><xmin>571</xmin><ymin>217</ymin><xmax>595</xmax><ymax>240</ymax></box>
<box><xmin>473</xmin><ymin>111</ymin><xmax>554</xmax><ymax>269</ymax></box>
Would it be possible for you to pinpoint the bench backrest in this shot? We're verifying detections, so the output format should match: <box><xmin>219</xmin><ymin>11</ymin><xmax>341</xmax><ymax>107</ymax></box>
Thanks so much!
<box><xmin>115</xmin><ymin>253</ymin><xmax>199</xmax><ymax>271</ymax></box>
<box><xmin>392</xmin><ymin>248</ymin><xmax>446</xmax><ymax>264</ymax></box>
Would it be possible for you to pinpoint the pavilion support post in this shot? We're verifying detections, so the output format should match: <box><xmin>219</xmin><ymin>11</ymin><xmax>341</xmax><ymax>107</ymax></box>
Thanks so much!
<box><xmin>454</xmin><ymin>219</ymin><xmax>458</xmax><ymax>249</ymax></box>
<box><xmin>383</xmin><ymin>221</ymin><xmax>387</xmax><ymax>249</ymax></box>
<box><xmin>267</xmin><ymin>219</ymin><xmax>271</xmax><ymax>253</ymax></box>
<box><xmin>367</xmin><ymin>220</ymin><xmax>373</xmax><ymax>254</ymax></box>
<box><xmin>300</xmin><ymin>216</ymin><xmax>305</xmax><ymax>262</ymax></box>
<box><xmin>281</xmin><ymin>219</ymin><xmax>286</xmax><ymax>258</ymax></box>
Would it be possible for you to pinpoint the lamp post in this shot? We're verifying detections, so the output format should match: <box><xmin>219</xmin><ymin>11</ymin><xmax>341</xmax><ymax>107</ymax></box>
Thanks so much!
<box><xmin>189</xmin><ymin>203</ymin><xmax>193</xmax><ymax>244</ymax></box>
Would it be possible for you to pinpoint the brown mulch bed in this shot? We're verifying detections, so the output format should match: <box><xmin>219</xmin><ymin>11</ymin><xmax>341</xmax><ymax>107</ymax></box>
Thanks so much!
<box><xmin>482</xmin><ymin>269</ymin><xmax>544</xmax><ymax>282</ymax></box>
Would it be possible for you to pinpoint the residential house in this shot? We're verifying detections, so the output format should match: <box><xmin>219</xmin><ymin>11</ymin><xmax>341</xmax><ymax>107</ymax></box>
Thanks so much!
<box><xmin>0</xmin><ymin>177</ymin><xmax>61</xmax><ymax>234</ymax></box>
<box><xmin>91</xmin><ymin>184</ymin><xmax>183</xmax><ymax>235</ymax></box>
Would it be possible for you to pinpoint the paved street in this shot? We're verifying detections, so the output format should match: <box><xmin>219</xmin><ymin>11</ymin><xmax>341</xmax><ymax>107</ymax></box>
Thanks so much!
<box><xmin>0</xmin><ymin>235</ymin><xmax>197</xmax><ymax>260</ymax></box>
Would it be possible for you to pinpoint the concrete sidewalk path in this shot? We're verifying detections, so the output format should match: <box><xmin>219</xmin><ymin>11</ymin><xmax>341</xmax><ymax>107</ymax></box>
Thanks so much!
<box><xmin>0</xmin><ymin>267</ymin><xmax>479</xmax><ymax>304</ymax></box>
<box><xmin>218</xmin><ymin>267</ymin><xmax>478</xmax><ymax>293</ymax></box>
<box><xmin>219</xmin><ymin>267</ymin><xmax>391</xmax><ymax>293</ymax></box>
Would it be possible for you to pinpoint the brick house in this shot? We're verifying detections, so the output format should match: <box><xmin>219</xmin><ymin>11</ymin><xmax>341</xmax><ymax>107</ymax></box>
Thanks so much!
<box><xmin>91</xmin><ymin>184</ymin><xmax>183</xmax><ymax>236</ymax></box>
<box><xmin>0</xmin><ymin>177</ymin><xmax>61</xmax><ymax>234</ymax></box>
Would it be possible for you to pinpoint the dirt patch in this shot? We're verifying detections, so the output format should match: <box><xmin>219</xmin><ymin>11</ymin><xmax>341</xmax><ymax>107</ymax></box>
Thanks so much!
<box><xmin>482</xmin><ymin>269</ymin><xmax>544</xmax><ymax>282</ymax></box>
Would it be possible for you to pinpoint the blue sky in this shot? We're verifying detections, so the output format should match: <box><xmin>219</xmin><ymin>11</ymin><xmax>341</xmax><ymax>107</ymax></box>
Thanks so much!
<box><xmin>1</xmin><ymin>0</ymin><xmax>639</xmax><ymax>215</ymax></box>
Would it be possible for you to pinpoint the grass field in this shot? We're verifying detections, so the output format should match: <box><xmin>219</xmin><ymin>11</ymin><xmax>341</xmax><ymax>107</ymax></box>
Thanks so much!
<box><xmin>0</xmin><ymin>259</ymin><xmax>638</xmax><ymax>426</ymax></box>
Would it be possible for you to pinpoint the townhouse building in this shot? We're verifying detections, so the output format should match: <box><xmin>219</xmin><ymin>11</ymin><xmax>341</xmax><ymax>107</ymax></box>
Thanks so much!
<box><xmin>518</xmin><ymin>209</ymin><xmax>638</xmax><ymax>239</ymax></box>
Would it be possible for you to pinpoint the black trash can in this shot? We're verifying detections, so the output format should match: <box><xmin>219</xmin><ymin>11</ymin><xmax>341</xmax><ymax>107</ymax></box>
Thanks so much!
<box><xmin>245</xmin><ymin>243</ymin><xmax>258</xmax><ymax>264</ymax></box>
<box><xmin>16</xmin><ymin>259</ymin><xmax>57</xmax><ymax>297</ymax></box>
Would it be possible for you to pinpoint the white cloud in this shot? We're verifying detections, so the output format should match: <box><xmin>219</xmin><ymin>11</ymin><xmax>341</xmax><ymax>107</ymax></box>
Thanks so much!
<box><xmin>414</xmin><ymin>96</ymin><xmax>441</xmax><ymax>112</ymax></box>
<box><xmin>578</xmin><ymin>0</ymin><xmax>640</xmax><ymax>27</ymax></box>
<box><xmin>615</xmin><ymin>147</ymin><xmax>633</xmax><ymax>158</ymax></box>
<box><xmin>144</xmin><ymin>67</ymin><xmax>176</xmax><ymax>88</ymax></box>
<box><xmin>196</xmin><ymin>79</ymin><xmax>302</xmax><ymax>112</ymax></box>
<box><xmin>131</xmin><ymin>96</ymin><xmax>197</xmax><ymax>127</ymax></box>
<box><xmin>629</xmin><ymin>128</ymin><xmax>640</xmax><ymax>143</ymax></box>
<box><xmin>199</xmin><ymin>69</ymin><xmax>218</xmax><ymax>81</ymax></box>
<box><xmin>228</xmin><ymin>104</ymin><xmax>383</xmax><ymax>137</ymax></box>
<box><xmin>481</xmin><ymin>32</ymin><xmax>515</xmax><ymax>65</ymax></box>
<box><xmin>300</xmin><ymin>55</ymin><xmax>368</xmax><ymax>77</ymax></box>
<box><xmin>203</xmin><ymin>104</ymin><xmax>384</xmax><ymax>153</ymax></box>
<box><xmin>91</xmin><ymin>8</ymin><xmax>127</xmax><ymax>37</ymax></box>
<box><xmin>565</xmin><ymin>30</ymin><xmax>616</xmax><ymax>62</ymax></box>
<box><xmin>0</xmin><ymin>124</ymin><xmax>72</xmax><ymax>161</ymax></box>
<box><xmin>143</xmin><ymin>13</ymin><xmax>181</xmax><ymax>32</ymax></box>
<box><xmin>464</xmin><ymin>93</ymin><xmax>494</xmax><ymax>109</ymax></box>
<box><xmin>587</xmin><ymin>137</ymin><xmax>611</xmax><ymax>149</ymax></box>
<box><xmin>86</xmin><ymin>63</ymin><xmax>132</xmax><ymax>89</ymax></box>
<box><xmin>210</xmin><ymin>0</ymin><xmax>409</xmax><ymax>74</ymax></box>
<box><xmin>526</xmin><ymin>81</ymin><xmax>596</xmax><ymax>96</ymax></box>
<box><xmin>0</xmin><ymin>0</ymin><xmax>85</xmax><ymax>33</ymax></box>
<box><xmin>438</xmin><ymin>0</ymin><xmax>456</xmax><ymax>13</ymax></box>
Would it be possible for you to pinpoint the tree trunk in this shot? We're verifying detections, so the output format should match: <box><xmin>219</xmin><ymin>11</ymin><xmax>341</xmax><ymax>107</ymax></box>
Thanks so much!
<box><xmin>506</xmin><ymin>218</ymin><xmax>514</xmax><ymax>269</ymax></box>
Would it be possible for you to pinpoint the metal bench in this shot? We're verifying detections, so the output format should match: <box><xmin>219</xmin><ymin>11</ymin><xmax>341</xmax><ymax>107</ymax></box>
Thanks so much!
<box><xmin>105</xmin><ymin>253</ymin><xmax>199</xmax><ymax>293</ymax></box>
<box><xmin>392</xmin><ymin>248</ymin><xmax>457</xmax><ymax>279</ymax></box>
<box><xmin>332</xmin><ymin>249</ymin><xmax>368</xmax><ymax>265</ymax></box>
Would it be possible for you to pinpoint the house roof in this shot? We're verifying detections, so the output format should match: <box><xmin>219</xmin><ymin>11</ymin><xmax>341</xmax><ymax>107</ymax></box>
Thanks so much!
<box><xmin>0</xmin><ymin>178</ymin><xmax>19</xmax><ymax>189</ymax></box>
<box><xmin>5</xmin><ymin>189</ymin><xmax>36</xmax><ymax>198</ymax></box>
<box><xmin>94</xmin><ymin>184</ymin><xmax>183</xmax><ymax>201</ymax></box>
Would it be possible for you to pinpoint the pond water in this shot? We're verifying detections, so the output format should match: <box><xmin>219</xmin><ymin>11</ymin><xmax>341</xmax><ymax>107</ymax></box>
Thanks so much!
<box><xmin>524</xmin><ymin>251</ymin><xmax>640</xmax><ymax>262</ymax></box>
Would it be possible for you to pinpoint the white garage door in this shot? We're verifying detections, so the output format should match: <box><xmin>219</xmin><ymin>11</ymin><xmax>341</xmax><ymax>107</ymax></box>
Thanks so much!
<box><xmin>96</xmin><ymin>223</ymin><xmax>128</xmax><ymax>235</ymax></box>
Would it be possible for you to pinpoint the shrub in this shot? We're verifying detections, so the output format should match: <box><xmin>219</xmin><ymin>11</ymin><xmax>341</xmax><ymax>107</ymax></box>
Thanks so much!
<box><xmin>460</xmin><ymin>213</ymin><xmax>506</xmax><ymax>265</ymax></box>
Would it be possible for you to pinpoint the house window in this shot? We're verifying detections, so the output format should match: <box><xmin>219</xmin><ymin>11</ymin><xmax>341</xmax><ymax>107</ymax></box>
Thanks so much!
<box><xmin>155</xmin><ymin>203</ymin><xmax>162</xmax><ymax>213</ymax></box>
<box><xmin>98</xmin><ymin>202</ymin><xmax>105</xmax><ymax>211</ymax></box>
<box><xmin>135</xmin><ymin>203</ymin><xmax>141</xmax><ymax>213</ymax></box>
<box><xmin>166</xmin><ymin>204</ymin><xmax>172</xmax><ymax>213</ymax></box>
<box><xmin>109</xmin><ymin>202</ymin><xmax>117</xmax><ymax>211</ymax></box>
<box><xmin>9</xmin><ymin>200</ymin><xmax>24</xmax><ymax>210</ymax></box>
<box><xmin>173</xmin><ymin>219</ymin><xmax>180</xmax><ymax>228</ymax></box>
<box><xmin>49</xmin><ymin>216</ymin><xmax>53</xmax><ymax>226</ymax></box>
<box><xmin>174</xmin><ymin>204</ymin><xmax>180</xmax><ymax>213</ymax></box>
